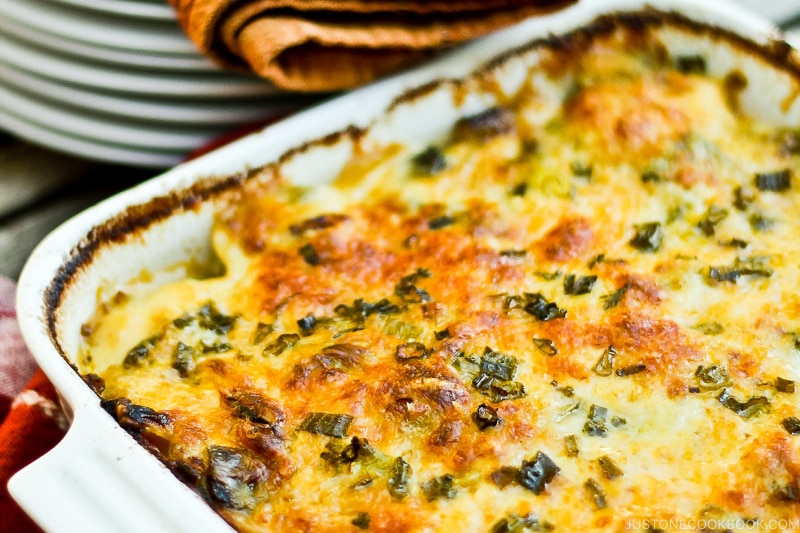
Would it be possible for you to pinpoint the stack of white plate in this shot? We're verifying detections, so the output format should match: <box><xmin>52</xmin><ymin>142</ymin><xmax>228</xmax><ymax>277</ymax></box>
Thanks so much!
<box><xmin>0</xmin><ymin>0</ymin><xmax>317</xmax><ymax>168</ymax></box>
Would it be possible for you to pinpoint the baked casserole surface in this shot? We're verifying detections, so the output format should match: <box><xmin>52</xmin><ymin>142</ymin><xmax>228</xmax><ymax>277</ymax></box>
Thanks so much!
<box><xmin>78</xmin><ymin>14</ymin><xmax>800</xmax><ymax>533</ymax></box>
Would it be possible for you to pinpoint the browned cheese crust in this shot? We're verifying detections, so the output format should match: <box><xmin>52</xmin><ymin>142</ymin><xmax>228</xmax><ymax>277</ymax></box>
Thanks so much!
<box><xmin>80</xmin><ymin>15</ymin><xmax>800</xmax><ymax>533</ymax></box>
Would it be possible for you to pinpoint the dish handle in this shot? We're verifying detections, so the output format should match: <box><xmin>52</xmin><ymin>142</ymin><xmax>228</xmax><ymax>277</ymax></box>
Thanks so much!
<box><xmin>8</xmin><ymin>407</ymin><xmax>233</xmax><ymax>533</ymax></box>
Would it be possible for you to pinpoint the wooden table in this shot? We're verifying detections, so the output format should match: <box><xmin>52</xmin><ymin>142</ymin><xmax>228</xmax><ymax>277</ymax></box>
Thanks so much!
<box><xmin>1</xmin><ymin>2</ymin><xmax>799</xmax><ymax>280</ymax></box>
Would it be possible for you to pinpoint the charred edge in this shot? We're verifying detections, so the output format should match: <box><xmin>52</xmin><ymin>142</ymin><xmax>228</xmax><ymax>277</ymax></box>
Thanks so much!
<box><xmin>44</xmin><ymin>172</ymin><xmax>247</xmax><ymax>358</ymax></box>
<box><xmin>44</xmin><ymin>127</ymin><xmax>366</xmax><ymax>362</ymax></box>
<box><xmin>481</xmin><ymin>9</ymin><xmax>800</xmax><ymax>83</ymax></box>
<box><xmin>396</xmin><ymin>10</ymin><xmax>800</xmax><ymax>132</ymax></box>
<box><xmin>273</xmin><ymin>125</ymin><xmax>366</xmax><ymax>170</ymax></box>
<box><xmin>388</xmin><ymin>79</ymin><xmax>459</xmax><ymax>113</ymax></box>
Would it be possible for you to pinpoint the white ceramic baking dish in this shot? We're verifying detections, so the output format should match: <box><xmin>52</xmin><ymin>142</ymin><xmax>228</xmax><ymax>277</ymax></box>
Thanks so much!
<box><xmin>9</xmin><ymin>1</ymin><xmax>800</xmax><ymax>531</ymax></box>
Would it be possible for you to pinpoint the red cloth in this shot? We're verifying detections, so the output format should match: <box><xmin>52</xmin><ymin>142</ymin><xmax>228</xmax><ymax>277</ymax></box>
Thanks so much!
<box><xmin>0</xmin><ymin>277</ymin><xmax>66</xmax><ymax>533</ymax></box>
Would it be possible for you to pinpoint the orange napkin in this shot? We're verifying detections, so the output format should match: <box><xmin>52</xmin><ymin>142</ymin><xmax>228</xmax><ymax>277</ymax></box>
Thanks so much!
<box><xmin>0</xmin><ymin>276</ymin><xmax>65</xmax><ymax>533</ymax></box>
<box><xmin>168</xmin><ymin>0</ymin><xmax>575</xmax><ymax>91</ymax></box>
<box><xmin>0</xmin><ymin>371</ymin><xmax>65</xmax><ymax>533</ymax></box>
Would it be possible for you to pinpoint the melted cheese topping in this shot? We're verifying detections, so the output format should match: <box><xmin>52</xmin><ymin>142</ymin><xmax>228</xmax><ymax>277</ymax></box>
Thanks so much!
<box><xmin>83</xmin><ymin>26</ymin><xmax>800</xmax><ymax>533</ymax></box>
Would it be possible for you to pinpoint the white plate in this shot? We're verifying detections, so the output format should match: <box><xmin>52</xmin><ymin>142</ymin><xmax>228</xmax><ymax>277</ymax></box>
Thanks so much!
<box><xmin>0</xmin><ymin>31</ymin><xmax>280</xmax><ymax>98</ymax></box>
<box><xmin>0</xmin><ymin>15</ymin><xmax>218</xmax><ymax>72</ymax></box>
<box><xmin>0</xmin><ymin>58</ymin><xmax>306</xmax><ymax>126</ymax></box>
<box><xmin>0</xmin><ymin>108</ymin><xmax>182</xmax><ymax>168</ymax></box>
<box><xmin>0</xmin><ymin>81</ymin><xmax>222</xmax><ymax>151</ymax></box>
<box><xmin>0</xmin><ymin>0</ymin><xmax>196</xmax><ymax>54</ymax></box>
<box><xmin>49</xmin><ymin>0</ymin><xmax>175</xmax><ymax>21</ymax></box>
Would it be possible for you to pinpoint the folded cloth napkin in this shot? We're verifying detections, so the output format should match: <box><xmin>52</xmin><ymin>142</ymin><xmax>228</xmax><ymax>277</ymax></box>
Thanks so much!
<box><xmin>0</xmin><ymin>276</ymin><xmax>66</xmax><ymax>533</ymax></box>
<box><xmin>169</xmin><ymin>0</ymin><xmax>575</xmax><ymax>91</ymax></box>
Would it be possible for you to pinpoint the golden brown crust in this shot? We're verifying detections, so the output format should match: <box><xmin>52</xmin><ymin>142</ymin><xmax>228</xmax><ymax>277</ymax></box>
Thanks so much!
<box><xmin>83</xmin><ymin>18</ymin><xmax>800</xmax><ymax>533</ymax></box>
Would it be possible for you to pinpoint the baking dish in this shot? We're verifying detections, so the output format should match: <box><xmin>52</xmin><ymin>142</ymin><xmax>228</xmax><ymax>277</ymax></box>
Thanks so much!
<box><xmin>9</xmin><ymin>1</ymin><xmax>800</xmax><ymax>531</ymax></box>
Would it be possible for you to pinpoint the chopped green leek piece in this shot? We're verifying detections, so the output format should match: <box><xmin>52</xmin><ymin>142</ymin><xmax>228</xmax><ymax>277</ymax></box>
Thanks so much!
<box><xmin>473</xmin><ymin>403</ymin><xmax>501</xmax><ymax>430</ymax></box>
<box><xmin>776</xmin><ymin>377</ymin><xmax>796</xmax><ymax>394</ymax></box>
<box><xmin>480</xmin><ymin>347</ymin><xmax>518</xmax><ymax>381</ymax></box>
<box><xmin>695</xmin><ymin>365</ymin><xmax>732</xmax><ymax>391</ymax></box>
<box><xmin>565</xmin><ymin>435</ymin><xmax>579</xmax><ymax>457</ymax></box>
<box><xmin>593</xmin><ymin>346</ymin><xmax>616</xmax><ymax>376</ymax></box>
<box><xmin>252</xmin><ymin>322</ymin><xmax>273</xmax><ymax>345</ymax></box>
<box><xmin>388</xmin><ymin>456</ymin><xmax>412</xmax><ymax>501</ymax></box>
<box><xmin>523</xmin><ymin>293</ymin><xmax>567</xmax><ymax>321</ymax></box>
<box><xmin>755</xmin><ymin>169</ymin><xmax>792</xmax><ymax>191</ymax></box>
<box><xmin>533</xmin><ymin>338</ymin><xmax>558</xmax><ymax>356</ymax></box>
<box><xmin>299</xmin><ymin>243</ymin><xmax>321</xmax><ymax>266</ymax></box>
<box><xmin>421</xmin><ymin>474</ymin><xmax>457</xmax><ymax>501</ymax></box>
<box><xmin>517</xmin><ymin>452</ymin><xmax>560</xmax><ymax>494</ymax></box>
<box><xmin>584</xmin><ymin>478</ymin><xmax>607</xmax><ymax>510</ymax></box>
<box><xmin>297</xmin><ymin>412</ymin><xmax>353</xmax><ymax>438</ymax></box>
<box><xmin>629</xmin><ymin>222</ymin><xmax>663</xmax><ymax>252</ymax></box>
<box><xmin>783</xmin><ymin>417</ymin><xmax>800</xmax><ymax>434</ymax></box>
<box><xmin>601</xmin><ymin>284</ymin><xmax>630</xmax><ymax>310</ymax></box>
<box><xmin>263</xmin><ymin>333</ymin><xmax>300</xmax><ymax>357</ymax></box>
<box><xmin>597</xmin><ymin>455</ymin><xmax>624</xmax><ymax>479</ymax></box>
<box><xmin>197</xmin><ymin>302</ymin><xmax>237</xmax><ymax>335</ymax></box>
<box><xmin>563</xmin><ymin>274</ymin><xmax>597</xmax><ymax>295</ymax></box>
<box><xmin>717</xmin><ymin>389</ymin><xmax>770</xmax><ymax>418</ymax></box>
<box><xmin>412</xmin><ymin>146</ymin><xmax>447</xmax><ymax>176</ymax></box>
<box><xmin>352</xmin><ymin>512</ymin><xmax>371</xmax><ymax>530</ymax></box>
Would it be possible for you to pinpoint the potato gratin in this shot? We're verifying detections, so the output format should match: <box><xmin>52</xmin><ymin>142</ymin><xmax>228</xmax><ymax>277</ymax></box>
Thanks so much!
<box><xmin>79</xmin><ymin>15</ymin><xmax>800</xmax><ymax>533</ymax></box>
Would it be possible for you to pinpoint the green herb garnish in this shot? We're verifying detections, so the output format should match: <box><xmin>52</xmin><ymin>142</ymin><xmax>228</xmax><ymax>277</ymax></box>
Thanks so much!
<box><xmin>172</xmin><ymin>341</ymin><xmax>195</xmax><ymax>377</ymax></box>
<box><xmin>749</xmin><ymin>213</ymin><xmax>775</xmax><ymax>232</ymax></box>
<box><xmin>252</xmin><ymin>322</ymin><xmax>273</xmax><ymax>344</ymax></box>
<box><xmin>755</xmin><ymin>169</ymin><xmax>792</xmax><ymax>191</ymax></box>
<box><xmin>597</xmin><ymin>456</ymin><xmax>624</xmax><ymax>479</ymax></box>
<box><xmin>517</xmin><ymin>452</ymin><xmax>560</xmax><ymax>494</ymax></box>
<box><xmin>479</xmin><ymin>347</ymin><xmax>518</xmax><ymax>381</ymax></box>
<box><xmin>490</xmin><ymin>513</ymin><xmax>548</xmax><ymax>533</ymax></box>
<box><xmin>523</xmin><ymin>293</ymin><xmax>567</xmax><ymax>321</ymax></box>
<box><xmin>564</xmin><ymin>274</ymin><xmax>597</xmax><ymax>295</ymax></box>
<box><xmin>352</xmin><ymin>512</ymin><xmax>371</xmax><ymax>530</ymax></box>
<box><xmin>675</xmin><ymin>55</ymin><xmax>706</xmax><ymax>74</ymax></box>
<box><xmin>584</xmin><ymin>478</ymin><xmax>607</xmax><ymax>510</ymax></box>
<box><xmin>395</xmin><ymin>268</ymin><xmax>432</xmax><ymax>303</ymax></box>
<box><xmin>601</xmin><ymin>284</ymin><xmax>630</xmax><ymax>310</ymax></box>
<box><xmin>297</xmin><ymin>412</ymin><xmax>353</xmax><ymax>438</ymax></box>
<box><xmin>782</xmin><ymin>417</ymin><xmax>800</xmax><ymax>434</ymax></box>
<box><xmin>707</xmin><ymin>256</ymin><xmax>773</xmax><ymax>283</ymax></box>
<box><xmin>533</xmin><ymin>338</ymin><xmax>558</xmax><ymax>356</ymax></box>
<box><xmin>695</xmin><ymin>365</ymin><xmax>733</xmax><ymax>391</ymax></box>
<box><xmin>296</xmin><ymin>314</ymin><xmax>317</xmax><ymax>336</ymax></box>
<box><xmin>697</xmin><ymin>205</ymin><xmax>728</xmax><ymax>237</ymax></box>
<box><xmin>693</xmin><ymin>322</ymin><xmax>724</xmax><ymax>335</ymax></box>
<box><xmin>717</xmin><ymin>389</ymin><xmax>770</xmax><ymax>418</ymax></box>
<box><xmin>123</xmin><ymin>335</ymin><xmax>160</xmax><ymax>369</ymax></box>
<box><xmin>615</xmin><ymin>364</ymin><xmax>646</xmax><ymax>377</ymax></box>
<box><xmin>592</xmin><ymin>346</ymin><xmax>616</xmax><ymax>376</ymax></box>
<box><xmin>584</xmin><ymin>404</ymin><xmax>608</xmax><ymax>438</ymax></box>
<box><xmin>299</xmin><ymin>243</ymin><xmax>321</xmax><ymax>266</ymax></box>
<box><xmin>629</xmin><ymin>222</ymin><xmax>663</xmax><ymax>252</ymax></box>
<box><xmin>263</xmin><ymin>333</ymin><xmax>300</xmax><ymax>356</ymax></box>
<box><xmin>388</xmin><ymin>457</ymin><xmax>412</xmax><ymax>500</ymax></box>
<box><xmin>411</xmin><ymin>146</ymin><xmax>447</xmax><ymax>176</ymax></box>
<box><xmin>473</xmin><ymin>403</ymin><xmax>502</xmax><ymax>430</ymax></box>
<box><xmin>776</xmin><ymin>377</ymin><xmax>796</xmax><ymax>394</ymax></box>
<box><xmin>428</xmin><ymin>215</ymin><xmax>456</xmax><ymax>230</ymax></box>
<box><xmin>421</xmin><ymin>474</ymin><xmax>457</xmax><ymax>501</ymax></box>
<box><xmin>197</xmin><ymin>302</ymin><xmax>237</xmax><ymax>334</ymax></box>
<box><xmin>334</xmin><ymin>298</ymin><xmax>400</xmax><ymax>323</ymax></box>
<box><xmin>565</xmin><ymin>435</ymin><xmax>579</xmax><ymax>457</ymax></box>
